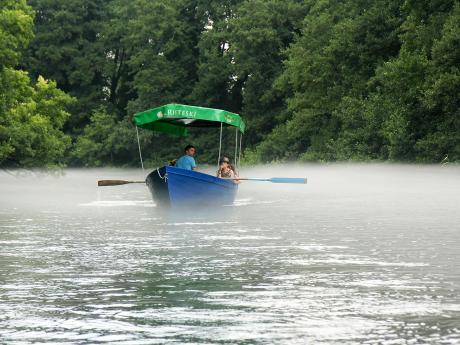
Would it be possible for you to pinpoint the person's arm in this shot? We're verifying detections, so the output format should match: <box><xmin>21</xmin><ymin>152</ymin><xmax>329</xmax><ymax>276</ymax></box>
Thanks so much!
<box><xmin>229</xmin><ymin>169</ymin><xmax>240</xmax><ymax>184</ymax></box>
<box><xmin>191</xmin><ymin>157</ymin><xmax>197</xmax><ymax>170</ymax></box>
<box><xmin>231</xmin><ymin>167</ymin><xmax>240</xmax><ymax>184</ymax></box>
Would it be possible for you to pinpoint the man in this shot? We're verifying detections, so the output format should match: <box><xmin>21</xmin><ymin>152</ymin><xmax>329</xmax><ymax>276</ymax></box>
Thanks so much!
<box><xmin>175</xmin><ymin>145</ymin><xmax>197</xmax><ymax>170</ymax></box>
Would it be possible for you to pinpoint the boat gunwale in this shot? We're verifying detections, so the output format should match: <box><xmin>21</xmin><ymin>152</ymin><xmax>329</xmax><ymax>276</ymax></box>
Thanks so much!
<box><xmin>165</xmin><ymin>166</ymin><xmax>237</xmax><ymax>190</ymax></box>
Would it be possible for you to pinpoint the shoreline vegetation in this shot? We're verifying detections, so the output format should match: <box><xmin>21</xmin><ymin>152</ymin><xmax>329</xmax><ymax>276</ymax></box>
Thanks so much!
<box><xmin>1</xmin><ymin>0</ymin><xmax>459</xmax><ymax>170</ymax></box>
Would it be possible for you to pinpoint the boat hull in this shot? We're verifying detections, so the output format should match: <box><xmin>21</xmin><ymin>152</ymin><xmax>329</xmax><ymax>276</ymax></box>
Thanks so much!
<box><xmin>146</xmin><ymin>166</ymin><xmax>237</xmax><ymax>208</ymax></box>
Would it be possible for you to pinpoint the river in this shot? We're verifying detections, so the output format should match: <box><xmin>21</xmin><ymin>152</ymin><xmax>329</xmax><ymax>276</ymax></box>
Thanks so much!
<box><xmin>0</xmin><ymin>164</ymin><xmax>459</xmax><ymax>344</ymax></box>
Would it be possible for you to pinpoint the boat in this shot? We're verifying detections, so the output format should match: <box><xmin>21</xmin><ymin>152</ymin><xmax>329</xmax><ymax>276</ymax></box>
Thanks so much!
<box><xmin>145</xmin><ymin>166</ymin><xmax>238</xmax><ymax>208</ymax></box>
<box><xmin>133</xmin><ymin>103</ymin><xmax>245</xmax><ymax>208</ymax></box>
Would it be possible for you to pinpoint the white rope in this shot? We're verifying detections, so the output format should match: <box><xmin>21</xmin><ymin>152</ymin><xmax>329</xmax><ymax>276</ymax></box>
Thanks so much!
<box><xmin>135</xmin><ymin>126</ymin><xmax>144</xmax><ymax>172</ymax></box>
<box><xmin>157</xmin><ymin>168</ymin><xmax>166</xmax><ymax>180</ymax></box>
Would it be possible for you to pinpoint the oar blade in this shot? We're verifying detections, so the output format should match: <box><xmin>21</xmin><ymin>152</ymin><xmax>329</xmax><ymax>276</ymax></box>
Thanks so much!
<box><xmin>269</xmin><ymin>177</ymin><xmax>307</xmax><ymax>184</ymax></box>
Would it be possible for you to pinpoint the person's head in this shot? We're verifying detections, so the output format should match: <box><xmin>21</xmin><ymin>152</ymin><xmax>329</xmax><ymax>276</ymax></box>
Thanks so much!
<box><xmin>219</xmin><ymin>156</ymin><xmax>230</xmax><ymax>168</ymax></box>
<box><xmin>184</xmin><ymin>145</ymin><xmax>196</xmax><ymax>156</ymax></box>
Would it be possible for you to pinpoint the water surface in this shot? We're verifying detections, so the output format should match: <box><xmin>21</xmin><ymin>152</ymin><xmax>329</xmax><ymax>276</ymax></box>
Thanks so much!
<box><xmin>0</xmin><ymin>164</ymin><xmax>459</xmax><ymax>344</ymax></box>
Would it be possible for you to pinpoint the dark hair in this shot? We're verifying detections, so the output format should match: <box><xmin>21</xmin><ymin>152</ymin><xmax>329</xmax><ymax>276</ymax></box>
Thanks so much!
<box><xmin>184</xmin><ymin>145</ymin><xmax>195</xmax><ymax>152</ymax></box>
<box><xmin>219</xmin><ymin>156</ymin><xmax>230</xmax><ymax>164</ymax></box>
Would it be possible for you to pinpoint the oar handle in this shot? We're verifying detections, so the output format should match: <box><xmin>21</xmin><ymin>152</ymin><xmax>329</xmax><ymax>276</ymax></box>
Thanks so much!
<box><xmin>98</xmin><ymin>180</ymin><xmax>145</xmax><ymax>187</ymax></box>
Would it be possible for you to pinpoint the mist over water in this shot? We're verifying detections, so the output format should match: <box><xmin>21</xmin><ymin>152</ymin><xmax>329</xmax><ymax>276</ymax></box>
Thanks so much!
<box><xmin>0</xmin><ymin>164</ymin><xmax>459</xmax><ymax>344</ymax></box>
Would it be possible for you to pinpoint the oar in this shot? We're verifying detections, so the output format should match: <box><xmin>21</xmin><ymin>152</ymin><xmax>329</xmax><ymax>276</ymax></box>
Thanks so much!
<box><xmin>98</xmin><ymin>180</ymin><xmax>145</xmax><ymax>187</ymax></box>
<box><xmin>226</xmin><ymin>177</ymin><xmax>307</xmax><ymax>184</ymax></box>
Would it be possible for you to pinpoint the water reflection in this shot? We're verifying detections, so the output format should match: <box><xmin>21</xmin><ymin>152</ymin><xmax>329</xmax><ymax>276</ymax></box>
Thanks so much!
<box><xmin>0</xmin><ymin>165</ymin><xmax>459</xmax><ymax>344</ymax></box>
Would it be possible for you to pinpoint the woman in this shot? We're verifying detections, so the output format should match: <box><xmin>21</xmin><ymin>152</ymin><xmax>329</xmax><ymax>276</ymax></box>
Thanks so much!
<box><xmin>217</xmin><ymin>157</ymin><xmax>239</xmax><ymax>183</ymax></box>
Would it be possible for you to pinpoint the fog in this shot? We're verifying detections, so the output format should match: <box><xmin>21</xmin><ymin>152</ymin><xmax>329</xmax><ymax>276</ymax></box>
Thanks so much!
<box><xmin>1</xmin><ymin>163</ymin><xmax>459</xmax><ymax>215</ymax></box>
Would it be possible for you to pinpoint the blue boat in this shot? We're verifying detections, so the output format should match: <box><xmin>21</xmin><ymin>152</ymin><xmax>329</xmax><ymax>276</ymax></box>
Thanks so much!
<box><xmin>133</xmin><ymin>104</ymin><xmax>245</xmax><ymax>208</ymax></box>
<box><xmin>146</xmin><ymin>166</ymin><xmax>238</xmax><ymax>208</ymax></box>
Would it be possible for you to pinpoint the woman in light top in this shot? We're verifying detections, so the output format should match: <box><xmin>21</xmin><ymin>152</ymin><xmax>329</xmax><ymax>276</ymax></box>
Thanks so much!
<box><xmin>217</xmin><ymin>157</ymin><xmax>239</xmax><ymax>183</ymax></box>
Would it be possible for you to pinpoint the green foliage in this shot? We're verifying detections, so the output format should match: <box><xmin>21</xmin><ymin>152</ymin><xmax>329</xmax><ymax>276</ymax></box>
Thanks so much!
<box><xmin>250</xmin><ymin>0</ymin><xmax>458</xmax><ymax>163</ymax></box>
<box><xmin>188</xmin><ymin>0</ymin><xmax>243</xmax><ymax>111</ymax></box>
<box><xmin>123</xmin><ymin>0</ymin><xmax>199</xmax><ymax>113</ymax></box>
<box><xmin>71</xmin><ymin>109</ymin><xmax>139</xmax><ymax>167</ymax></box>
<box><xmin>3</xmin><ymin>0</ymin><xmax>458</xmax><ymax>167</ymax></box>
<box><xmin>22</xmin><ymin>0</ymin><xmax>112</xmax><ymax>131</ymax></box>
<box><xmin>0</xmin><ymin>1</ymin><xmax>73</xmax><ymax>168</ymax></box>
<box><xmin>418</xmin><ymin>2</ymin><xmax>460</xmax><ymax>161</ymax></box>
<box><xmin>254</xmin><ymin>0</ymin><xmax>404</xmax><ymax>162</ymax></box>
<box><xmin>0</xmin><ymin>74</ymin><xmax>74</xmax><ymax>168</ymax></box>
<box><xmin>228</xmin><ymin>0</ymin><xmax>309</xmax><ymax>145</ymax></box>
<box><xmin>0</xmin><ymin>0</ymin><xmax>34</xmax><ymax>67</ymax></box>
<box><xmin>359</xmin><ymin>0</ymin><xmax>460</xmax><ymax>162</ymax></box>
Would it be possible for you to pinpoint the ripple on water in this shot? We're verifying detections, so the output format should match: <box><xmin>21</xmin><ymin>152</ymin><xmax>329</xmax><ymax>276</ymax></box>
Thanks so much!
<box><xmin>79</xmin><ymin>200</ymin><xmax>155</xmax><ymax>207</ymax></box>
<box><xmin>1</xmin><ymin>166</ymin><xmax>460</xmax><ymax>344</ymax></box>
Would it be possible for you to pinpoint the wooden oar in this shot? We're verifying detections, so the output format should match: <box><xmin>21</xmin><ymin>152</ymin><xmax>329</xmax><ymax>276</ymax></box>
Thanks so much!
<box><xmin>98</xmin><ymin>177</ymin><xmax>307</xmax><ymax>186</ymax></box>
<box><xmin>98</xmin><ymin>180</ymin><xmax>145</xmax><ymax>187</ymax></box>
<box><xmin>226</xmin><ymin>177</ymin><xmax>307</xmax><ymax>184</ymax></box>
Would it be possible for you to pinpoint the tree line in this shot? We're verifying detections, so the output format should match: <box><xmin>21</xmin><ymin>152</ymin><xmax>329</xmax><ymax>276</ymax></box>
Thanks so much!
<box><xmin>1</xmin><ymin>0</ymin><xmax>459</xmax><ymax>168</ymax></box>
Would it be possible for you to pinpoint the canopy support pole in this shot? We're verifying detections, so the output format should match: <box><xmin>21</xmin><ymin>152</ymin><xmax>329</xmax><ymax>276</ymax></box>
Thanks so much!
<box><xmin>135</xmin><ymin>127</ymin><xmax>145</xmax><ymax>172</ymax></box>
<box><xmin>217</xmin><ymin>122</ymin><xmax>223</xmax><ymax>169</ymax></box>
<box><xmin>234</xmin><ymin>127</ymin><xmax>238</xmax><ymax>170</ymax></box>
<box><xmin>238</xmin><ymin>134</ymin><xmax>243</xmax><ymax>168</ymax></box>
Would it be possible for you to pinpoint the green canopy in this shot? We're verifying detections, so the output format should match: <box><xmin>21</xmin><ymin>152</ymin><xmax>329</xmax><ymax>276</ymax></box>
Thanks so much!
<box><xmin>133</xmin><ymin>104</ymin><xmax>245</xmax><ymax>137</ymax></box>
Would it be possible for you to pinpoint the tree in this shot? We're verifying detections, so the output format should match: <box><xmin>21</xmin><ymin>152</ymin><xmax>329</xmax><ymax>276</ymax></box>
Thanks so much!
<box><xmin>413</xmin><ymin>1</ymin><xmax>460</xmax><ymax>161</ymax></box>
<box><xmin>254</xmin><ymin>0</ymin><xmax>404</xmax><ymax>162</ymax></box>
<box><xmin>71</xmin><ymin>108</ymin><xmax>143</xmax><ymax>166</ymax></box>
<box><xmin>1</xmin><ymin>76</ymin><xmax>74</xmax><ymax>168</ymax></box>
<box><xmin>361</xmin><ymin>0</ymin><xmax>460</xmax><ymax>162</ymax></box>
<box><xmin>124</xmin><ymin>0</ymin><xmax>202</xmax><ymax>114</ymax></box>
<box><xmin>12</xmin><ymin>0</ymin><xmax>459</xmax><ymax>166</ymax></box>
<box><xmin>22</xmin><ymin>0</ymin><xmax>112</xmax><ymax>132</ymax></box>
<box><xmin>0</xmin><ymin>0</ymin><xmax>74</xmax><ymax>168</ymax></box>
<box><xmin>228</xmin><ymin>0</ymin><xmax>309</xmax><ymax>145</ymax></box>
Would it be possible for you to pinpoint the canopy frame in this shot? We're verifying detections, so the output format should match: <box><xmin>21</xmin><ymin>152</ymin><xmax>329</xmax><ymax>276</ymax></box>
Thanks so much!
<box><xmin>133</xmin><ymin>104</ymin><xmax>244</xmax><ymax>173</ymax></box>
<box><xmin>133</xmin><ymin>103</ymin><xmax>245</xmax><ymax>137</ymax></box>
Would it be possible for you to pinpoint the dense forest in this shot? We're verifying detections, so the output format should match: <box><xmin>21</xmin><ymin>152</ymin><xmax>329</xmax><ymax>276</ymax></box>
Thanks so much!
<box><xmin>1</xmin><ymin>0</ymin><xmax>459</xmax><ymax>168</ymax></box>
